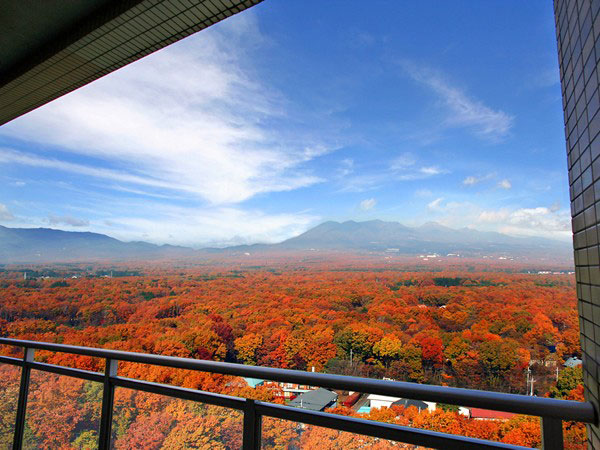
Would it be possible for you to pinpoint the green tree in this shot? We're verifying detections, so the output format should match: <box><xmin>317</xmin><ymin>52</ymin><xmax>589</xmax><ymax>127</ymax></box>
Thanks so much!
<box><xmin>74</xmin><ymin>430</ymin><xmax>98</xmax><ymax>449</ymax></box>
<box><xmin>549</xmin><ymin>366</ymin><xmax>583</xmax><ymax>399</ymax></box>
<box><xmin>334</xmin><ymin>325</ymin><xmax>380</xmax><ymax>362</ymax></box>
<box><xmin>389</xmin><ymin>343</ymin><xmax>425</xmax><ymax>382</ymax></box>
<box><xmin>373</xmin><ymin>336</ymin><xmax>403</xmax><ymax>368</ymax></box>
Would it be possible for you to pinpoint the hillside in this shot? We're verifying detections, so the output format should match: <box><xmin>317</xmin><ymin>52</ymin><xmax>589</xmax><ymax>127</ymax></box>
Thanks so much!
<box><xmin>0</xmin><ymin>220</ymin><xmax>572</xmax><ymax>263</ymax></box>
<box><xmin>0</xmin><ymin>225</ymin><xmax>193</xmax><ymax>263</ymax></box>
<box><xmin>242</xmin><ymin>220</ymin><xmax>572</xmax><ymax>260</ymax></box>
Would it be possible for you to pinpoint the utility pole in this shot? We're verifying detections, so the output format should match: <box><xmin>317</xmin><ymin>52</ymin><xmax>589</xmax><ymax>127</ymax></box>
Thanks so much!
<box><xmin>350</xmin><ymin>348</ymin><xmax>353</xmax><ymax>366</ymax></box>
<box><xmin>526</xmin><ymin>364</ymin><xmax>531</xmax><ymax>394</ymax></box>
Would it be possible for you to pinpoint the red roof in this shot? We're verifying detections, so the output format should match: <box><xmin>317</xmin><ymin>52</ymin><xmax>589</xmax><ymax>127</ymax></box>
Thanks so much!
<box><xmin>469</xmin><ymin>408</ymin><xmax>516</xmax><ymax>420</ymax></box>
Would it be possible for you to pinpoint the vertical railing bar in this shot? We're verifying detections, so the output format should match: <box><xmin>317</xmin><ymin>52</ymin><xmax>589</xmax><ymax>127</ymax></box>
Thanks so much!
<box><xmin>98</xmin><ymin>358</ymin><xmax>118</xmax><ymax>450</ymax></box>
<box><xmin>541</xmin><ymin>416</ymin><xmax>564</xmax><ymax>450</ymax></box>
<box><xmin>12</xmin><ymin>347</ymin><xmax>35</xmax><ymax>450</ymax></box>
<box><xmin>243</xmin><ymin>398</ymin><xmax>262</xmax><ymax>450</ymax></box>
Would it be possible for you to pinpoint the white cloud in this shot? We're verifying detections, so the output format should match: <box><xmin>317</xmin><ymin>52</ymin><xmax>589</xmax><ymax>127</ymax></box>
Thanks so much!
<box><xmin>359</xmin><ymin>198</ymin><xmax>377</xmax><ymax>211</ymax></box>
<box><xmin>419</xmin><ymin>166</ymin><xmax>443</xmax><ymax>176</ymax></box>
<box><xmin>417</xmin><ymin>199</ymin><xmax>571</xmax><ymax>241</ymax></box>
<box><xmin>427</xmin><ymin>197</ymin><xmax>444</xmax><ymax>211</ymax></box>
<box><xmin>336</xmin><ymin>152</ymin><xmax>445</xmax><ymax>192</ymax></box>
<box><xmin>337</xmin><ymin>173</ymin><xmax>385</xmax><ymax>193</ymax></box>
<box><xmin>396</xmin><ymin>165</ymin><xmax>447</xmax><ymax>181</ymax></box>
<box><xmin>90</xmin><ymin>203</ymin><xmax>318</xmax><ymax>247</ymax></box>
<box><xmin>389</xmin><ymin>154</ymin><xmax>446</xmax><ymax>178</ymax></box>
<box><xmin>391</xmin><ymin>155</ymin><xmax>447</xmax><ymax>181</ymax></box>
<box><xmin>403</xmin><ymin>63</ymin><xmax>513</xmax><ymax>140</ymax></box>
<box><xmin>477</xmin><ymin>206</ymin><xmax>570</xmax><ymax>240</ymax></box>
<box><xmin>0</xmin><ymin>14</ymin><xmax>329</xmax><ymax>206</ymax></box>
<box><xmin>0</xmin><ymin>14</ymin><xmax>337</xmax><ymax>245</ymax></box>
<box><xmin>336</xmin><ymin>158</ymin><xmax>354</xmax><ymax>177</ymax></box>
<box><xmin>339</xmin><ymin>157</ymin><xmax>447</xmax><ymax>191</ymax></box>
<box><xmin>463</xmin><ymin>174</ymin><xmax>495</xmax><ymax>186</ymax></box>
<box><xmin>415</xmin><ymin>189</ymin><xmax>433</xmax><ymax>197</ymax></box>
<box><xmin>498</xmin><ymin>179</ymin><xmax>512</xmax><ymax>189</ymax></box>
<box><xmin>426</xmin><ymin>198</ymin><xmax>472</xmax><ymax>215</ymax></box>
<box><xmin>0</xmin><ymin>149</ymin><xmax>177</xmax><ymax>191</ymax></box>
<box><xmin>0</xmin><ymin>204</ymin><xmax>15</xmax><ymax>221</ymax></box>
<box><xmin>478</xmin><ymin>209</ymin><xmax>509</xmax><ymax>223</ymax></box>
<box><xmin>390</xmin><ymin>153</ymin><xmax>416</xmax><ymax>170</ymax></box>
<box><xmin>47</xmin><ymin>215</ymin><xmax>90</xmax><ymax>228</ymax></box>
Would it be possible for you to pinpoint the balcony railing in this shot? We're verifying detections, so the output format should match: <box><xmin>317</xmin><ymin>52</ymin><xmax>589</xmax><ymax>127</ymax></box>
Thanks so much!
<box><xmin>0</xmin><ymin>337</ymin><xmax>595</xmax><ymax>450</ymax></box>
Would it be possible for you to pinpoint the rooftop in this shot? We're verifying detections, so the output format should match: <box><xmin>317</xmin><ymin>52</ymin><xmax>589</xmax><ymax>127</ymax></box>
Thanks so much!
<box><xmin>287</xmin><ymin>387</ymin><xmax>338</xmax><ymax>411</ymax></box>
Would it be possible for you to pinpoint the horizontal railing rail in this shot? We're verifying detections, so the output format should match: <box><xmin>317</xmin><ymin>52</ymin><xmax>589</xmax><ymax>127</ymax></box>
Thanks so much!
<box><xmin>0</xmin><ymin>337</ymin><xmax>595</xmax><ymax>450</ymax></box>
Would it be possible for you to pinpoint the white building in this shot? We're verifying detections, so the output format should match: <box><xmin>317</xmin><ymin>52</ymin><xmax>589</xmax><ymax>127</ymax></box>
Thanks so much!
<box><xmin>366</xmin><ymin>394</ymin><xmax>436</xmax><ymax>412</ymax></box>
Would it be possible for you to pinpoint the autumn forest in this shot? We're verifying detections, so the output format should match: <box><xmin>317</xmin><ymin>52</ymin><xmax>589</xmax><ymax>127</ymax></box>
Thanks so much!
<box><xmin>0</xmin><ymin>256</ymin><xmax>585</xmax><ymax>448</ymax></box>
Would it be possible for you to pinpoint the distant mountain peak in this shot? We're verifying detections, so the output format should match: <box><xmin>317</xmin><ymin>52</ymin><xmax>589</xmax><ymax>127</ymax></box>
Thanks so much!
<box><xmin>274</xmin><ymin>219</ymin><xmax>570</xmax><ymax>260</ymax></box>
<box><xmin>418</xmin><ymin>221</ymin><xmax>450</xmax><ymax>230</ymax></box>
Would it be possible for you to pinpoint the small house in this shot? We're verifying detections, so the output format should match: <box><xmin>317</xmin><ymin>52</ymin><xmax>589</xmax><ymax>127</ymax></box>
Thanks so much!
<box><xmin>288</xmin><ymin>388</ymin><xmax>338</xmax><ymax>411</ymax></box>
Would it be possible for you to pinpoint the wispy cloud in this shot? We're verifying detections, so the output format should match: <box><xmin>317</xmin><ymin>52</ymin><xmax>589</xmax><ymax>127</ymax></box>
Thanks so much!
<box><xmin>395</xmin><ymin>165</ymin><xmax>447</xmax><ymax>181</ymax></box>
<box><xmin>402</xmin><ymin>62</ymin><xmax>514</xmax><ymax>141</ymax></box>
<box><xmin>391</xmin><ymin>152</ymin><xmax>447</xmax><ymax>179</ymax></box>
<box><xmin>359</xmin><ymin>198</ymin><xmax>377</xmax><ymax>211</ymax></box>
<box><xmin>336</xmin><ymin>158</ymin><xmax>355</xmax><ymax>177</ymax></box>
<box><xmin>48</xmin><ymin>215</ymin><xmax>90</xmax><ymax>228</ymax></box>
<box><xmin>415</xmin><ymin>189</ymin><xmax>433</xmax><ymax>197</ymax></box>
<box><xmin>425</xmin><ymin>197</ymin><xmax>472</xmax><ymax>215</ymax></box>
<box><xmin>463</xmin><ymin>173</ymin><xmax>494</xmax><ymax>186</ymax></box>
<box><xmin>0</xmin><ymin>148</ymin><xmax>177</xmax><ymax>191</ymax></box>
<box><xmin>498</xmin><ymin>179</ymin><xmax>512</xmax><ymax>189</ymax></box>
<box><xmin>389</xmin><ymin>153</ymin><xmax>417</xmax><ymax>170</ymax></box>
<box><xmin>427</xmin><ymin>197</ymin><xmax>444</xmax><ymax>211</ymax></box>
<box><xmin>0</xmin><ymin>13</ymin><xmax>334</xmax><ymax>245</ymax></box>
<box><xmin>0</xmin><ymin>204</ymin><xmax>15</xmax><ymax>221</ymax></box>
<box><xmin>337</xmin><ymin>173</ymin><xmax>386</xmax><ymax>193</ymax></box>
<box><xmin>0</xmin><ymin>14</ymin><xmax>330</xmax><ymax>206</ymax></box>
<box><xmin>533</xmin><ymin>68</ymin><xmax>560</xmax><ymax>89</ymax></box>
<box><xmin>337</xmin><ymin>152</ymin><xmax>447</xmax><ymax>192</ymax></box>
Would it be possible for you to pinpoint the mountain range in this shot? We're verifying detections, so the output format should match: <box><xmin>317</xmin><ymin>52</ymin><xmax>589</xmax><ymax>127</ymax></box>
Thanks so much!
<box><xmin>0</xmin><ymin>220</ymin><xmax>572</xmax><ymax>263</ymax></box>
<box><xmin>0</xmin><ymin>225</ymin><xmax>193</xmax><ymax>263</ymax></box>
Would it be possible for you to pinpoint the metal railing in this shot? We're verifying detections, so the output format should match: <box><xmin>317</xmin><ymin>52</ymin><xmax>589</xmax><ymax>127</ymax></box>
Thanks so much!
<box><xmin>0</xmin><ymin>337</ymin><xmax>595</xmax><ymax>450</ymax></box>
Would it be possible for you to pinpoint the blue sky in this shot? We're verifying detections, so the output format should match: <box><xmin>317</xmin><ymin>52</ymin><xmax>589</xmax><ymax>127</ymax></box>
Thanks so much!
<box><xmin>0</xmin><ymin>1</ymin><xmax>570</xmax><ymax>247</ymax></box>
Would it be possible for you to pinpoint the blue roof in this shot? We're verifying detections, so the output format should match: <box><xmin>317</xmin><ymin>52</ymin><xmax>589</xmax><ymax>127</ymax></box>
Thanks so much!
<box><xmin>244</xmin><ymin>377</ymin><xmax>264</xmax><ymax>388</ymax></box>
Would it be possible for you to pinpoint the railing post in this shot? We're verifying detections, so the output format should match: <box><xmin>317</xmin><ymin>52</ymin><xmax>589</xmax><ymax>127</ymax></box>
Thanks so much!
<box><xmin>243</xmin><ymin>398</ymin><xmax>262</xmax><ymax>450</ymax></box>
<box><xmin>13</xmin><ymin>347</ymin><xmax>34</xmax><ymax>450</ymax></box>
<box><xmin>541</xmin><ymin>417</ymin><xmax>563</xmax><ymax>450</ymax></box>
<box><xmin>98</xmin><ymin>358</ymin><xmax>118</xmax><ymax>450</ymax></box>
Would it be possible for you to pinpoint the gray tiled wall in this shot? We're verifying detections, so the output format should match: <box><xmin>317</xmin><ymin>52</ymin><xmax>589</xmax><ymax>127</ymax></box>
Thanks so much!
<box><xmin>555</xmin><ymin>0</ymin><xmax>600</xmax><ymax>446</ymax></box>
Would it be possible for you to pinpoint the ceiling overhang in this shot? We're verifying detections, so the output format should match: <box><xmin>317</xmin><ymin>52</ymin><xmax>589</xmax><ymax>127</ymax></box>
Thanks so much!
<box><xmin>0</xmin><ymin>0</ymin><xmax>262</xmax><ymax>126</ymax></box>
